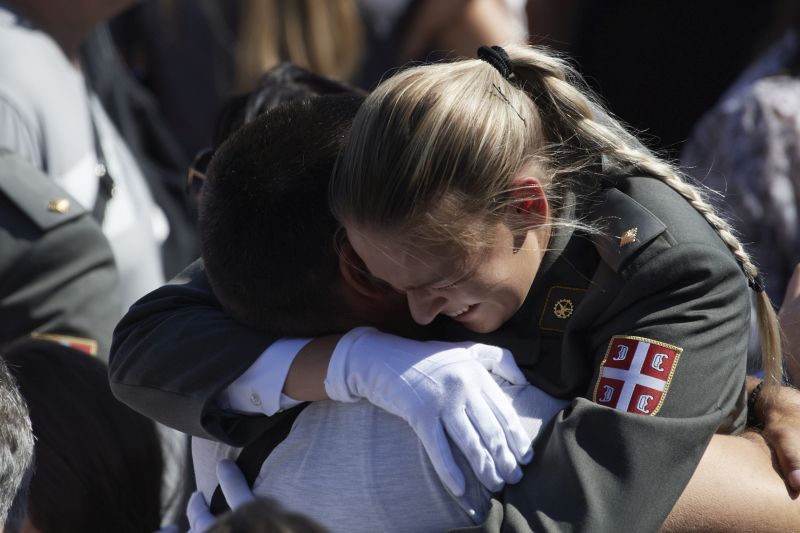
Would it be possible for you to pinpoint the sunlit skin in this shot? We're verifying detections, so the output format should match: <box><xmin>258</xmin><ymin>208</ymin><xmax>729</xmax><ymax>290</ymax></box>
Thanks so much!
<box><xmin>346</xmin><ymin>220</ymin><xmax>551</xmax><ymax>334</ymax></box>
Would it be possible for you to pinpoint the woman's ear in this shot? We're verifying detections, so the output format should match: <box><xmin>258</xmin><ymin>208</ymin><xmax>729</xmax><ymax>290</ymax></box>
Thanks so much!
<box><xmin>510</xmin><ymin>177</ymin><xmax>549</xmax><ymax>225</ymax></box>
<box><xmin>338</xmin><ymin>238</ymin><xmax>396</xmax><ymax>299</ymax></box>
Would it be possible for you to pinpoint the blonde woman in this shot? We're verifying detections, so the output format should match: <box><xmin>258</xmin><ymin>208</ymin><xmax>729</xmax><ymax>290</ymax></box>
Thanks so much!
<box><xmin>327</xmin><ymin>44</ymin><xmax>785</xmax><ymax>530</ymax></box>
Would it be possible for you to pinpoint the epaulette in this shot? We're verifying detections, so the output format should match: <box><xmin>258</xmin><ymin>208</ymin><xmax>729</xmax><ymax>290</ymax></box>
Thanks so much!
<box><xmin>589</xmin><ymin>186</ymin><xmax>666</xmax><ymax>273</ymax></box>
<box><xmin>0</xmin><ymin>149</ymin><xmax>86</xmax><ymax>231</ymax></box>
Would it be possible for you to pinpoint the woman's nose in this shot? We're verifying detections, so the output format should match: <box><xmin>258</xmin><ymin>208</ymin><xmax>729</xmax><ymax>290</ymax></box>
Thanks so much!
<box><xmin>406</xmin><ymin>289</ymin><xmax>446</xmax><ymax>325</ymax></box>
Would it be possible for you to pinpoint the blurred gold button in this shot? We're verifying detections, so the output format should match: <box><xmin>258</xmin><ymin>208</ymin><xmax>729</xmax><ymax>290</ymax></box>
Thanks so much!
<box><xmin>47</xmin><ymin>198</ymin><xmax>70</xmax><ymax>214</ymax></box>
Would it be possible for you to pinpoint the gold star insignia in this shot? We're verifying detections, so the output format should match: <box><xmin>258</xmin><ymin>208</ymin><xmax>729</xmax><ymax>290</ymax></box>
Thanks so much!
<box><xmin>47</xmin><ymin>198</ymin><xmax>70</xmax><ymax>214</ymax></box>
<box><xmin>619</xmin><ymin>227</ymin><xmax>638</xmax><ymax>247</ymax></box>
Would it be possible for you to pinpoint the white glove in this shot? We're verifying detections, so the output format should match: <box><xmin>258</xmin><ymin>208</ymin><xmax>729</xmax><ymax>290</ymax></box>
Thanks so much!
<box><xmin>187</xmin><ymin>460</ymin><xmax>255</xmax><ymax>533</ymax></box>
<box><xmin>325</xmin><ymin>327</ymin><xmax>533</xmax><ymax>496</ymax></box>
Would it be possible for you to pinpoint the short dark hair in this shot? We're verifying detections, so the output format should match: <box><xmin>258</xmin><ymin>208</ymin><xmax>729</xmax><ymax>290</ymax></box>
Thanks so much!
<box><xmin>200</xmin><ymin>94</ymin><xmax>364</xmax><ymax>337</ymax></box>
<box><xmin>208</xmin><ymin>497</ymin><xmax>328</xmax><ymax>533</ymax></box>
<box><xmin>3</xmin><ymin>340</ymin><xmax>163</xmax><ymax>533</ymax></box>
<box><xmin>0</xmin><ymin>357</ymin><xmax>33</xmax><ymax>533</ymax></box>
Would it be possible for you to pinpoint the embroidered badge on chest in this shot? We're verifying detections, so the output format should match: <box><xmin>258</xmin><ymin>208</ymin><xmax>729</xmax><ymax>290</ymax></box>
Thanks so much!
<box><xmin>592</xmin><ymin>335</ymin><xmax>682</xmax><ymax>415</ymax></box>
<box><xmin>539</xmin><ymin>286</ymin><xmax>586</xmax><ymax>333</ymax></box>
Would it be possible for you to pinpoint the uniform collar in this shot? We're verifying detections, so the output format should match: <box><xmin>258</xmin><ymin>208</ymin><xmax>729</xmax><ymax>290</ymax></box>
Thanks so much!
<box><xmin>506</xmin><ymin>174</ymin><xmax>606</xmax><ymax>331</ymax></box>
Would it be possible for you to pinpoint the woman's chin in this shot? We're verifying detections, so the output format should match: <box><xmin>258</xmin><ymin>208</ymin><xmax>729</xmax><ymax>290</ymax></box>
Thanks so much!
<box><xmin>459</xmin><ymin>308</ymin><xmax>505</xmax><ymax>334</ymax></box>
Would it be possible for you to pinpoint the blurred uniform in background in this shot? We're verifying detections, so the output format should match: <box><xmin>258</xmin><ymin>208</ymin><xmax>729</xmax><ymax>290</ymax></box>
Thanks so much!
<box><xmin>0</xmin><ymin>1</ymin><xmax>180</xmax><ymax>315</ymax></box>
<box><xmin>0</xmin><ymin>149</ymin><xmax>117</xmax><ymax>358</ymax></box>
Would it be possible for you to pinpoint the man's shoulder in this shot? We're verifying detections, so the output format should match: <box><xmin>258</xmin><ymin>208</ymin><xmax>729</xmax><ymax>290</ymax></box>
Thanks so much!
<box><xmin>0</xmin><ymin>10</ymin><xmax>85</xmax><ymax>120</ymax></box>
<box><xmin>0</xmin><ymin>7</ymin><xmax>66</xmax><ymax>68</ymax></box>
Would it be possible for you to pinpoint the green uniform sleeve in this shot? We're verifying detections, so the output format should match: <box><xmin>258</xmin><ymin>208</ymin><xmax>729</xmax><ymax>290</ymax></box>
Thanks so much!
<box><xmin>457</xmin><ymin>242</ymin><xmax>749</xmax><ymax>533</ymax></box>
<box><xmin>109</xmin><ymin>259</ymin><xmax>284</xmax><ymax>446</ymax></box>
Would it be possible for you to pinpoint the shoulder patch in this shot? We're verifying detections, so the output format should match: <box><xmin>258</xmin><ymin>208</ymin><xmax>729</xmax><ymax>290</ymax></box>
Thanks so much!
<box><xmin>590</xmin><ymin>187</ymin><xmax>667</xmax><ymax>272</ymax></box>
<box><xmin>0</xmin><ymin>152</ymin><xmax>86</xmax><ymax>231</ymax></box>
<box><xmin>592</xmin><ymin>335</ymin><xmax>682</xmax><ymax>415</ymax></box>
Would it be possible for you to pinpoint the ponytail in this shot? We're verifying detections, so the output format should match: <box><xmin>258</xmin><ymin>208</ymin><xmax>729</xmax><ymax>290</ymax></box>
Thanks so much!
<box><xmin>503</xmin><ymin>44</ymin><xmax>785</xmax><ymax>392</ymax></box>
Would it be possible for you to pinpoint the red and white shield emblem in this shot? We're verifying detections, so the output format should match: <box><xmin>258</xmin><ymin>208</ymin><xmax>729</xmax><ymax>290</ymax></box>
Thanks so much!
<box><xmin>592</xmin><ymin>335</ymin><xmax>682</xmax><ymax>415</ymax></box>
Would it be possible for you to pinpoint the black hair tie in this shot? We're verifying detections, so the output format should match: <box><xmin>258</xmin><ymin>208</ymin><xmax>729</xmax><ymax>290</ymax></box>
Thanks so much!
<box><xmin>477</xmin><ymin>45</ymin><xmax>513</xmax><ymax>79</ymax></box>
<box><xmin>748</xmin><ymin>273</ymin><xmax>765</xmax><ymax>293</ymax></box>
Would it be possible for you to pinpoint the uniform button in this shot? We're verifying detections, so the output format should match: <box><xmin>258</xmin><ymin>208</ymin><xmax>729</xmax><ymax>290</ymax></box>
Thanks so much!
<box><xmin>47</xmin><ymin>198</ymin><xmax>70</xmax><ymax>214</ymax></box>
<box><xmin>249</xmin><ymin>392</ymin><xmax>262</xmax><ymax>407</ymax></box>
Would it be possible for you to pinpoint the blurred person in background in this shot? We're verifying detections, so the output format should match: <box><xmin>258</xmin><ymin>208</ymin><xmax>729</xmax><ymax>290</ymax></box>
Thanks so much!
<box><xmin>112</xmin><ymin>0</ymin><xmax>365</xmax><ymax>161</ymax></box>
<box><xmin>0</xmin><ymin>0</ymin><xmax>184</xmax><ymax>314</ymax></box>
<box><xmin>3</xmin><ymin>340</ymin><xmax>163</xmax><ymax>533</ymax></box>
<box><xmin>0</xmin><ymin>356</ymin><xmax>33</xmax><ymax>533</ymax></box>
<box><xmin>111</xmin><ymin>0</ymin><xmax>527</xmax><ymax>161</ymax></box>
<box><xmin>0</xmin><ymin>149</ymin><xmax>118</xmax><ymax>358</ymax></box>
<box><xmin>526</xmin><ymin>0</ymin><xmax>784</xmax><ymax>157</ymax></box>
<box><xmin>0</xmin><ymin>1</ymin><xmax>193</xmax><ymax>523</ymax></box>
<box><xmin>681</xmin><ymin>2</ymin><xmax>800</xmax><ymax>382</ymax></box>
<box><xmin>357</xmin><ymin>0</ymin><xmax>529</xmax><ymax>88</ymax></box>
<box><xmin>80</xmin><ymin>25</ymin><xmax>199</xmax><ymax>277</ymax></box>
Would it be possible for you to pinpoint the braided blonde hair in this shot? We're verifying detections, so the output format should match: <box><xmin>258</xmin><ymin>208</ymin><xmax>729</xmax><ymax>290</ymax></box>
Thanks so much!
<box><xmin>331</xmin><ymin>44</ymin><xmax>784</xmax><ymax>393</ymax></box>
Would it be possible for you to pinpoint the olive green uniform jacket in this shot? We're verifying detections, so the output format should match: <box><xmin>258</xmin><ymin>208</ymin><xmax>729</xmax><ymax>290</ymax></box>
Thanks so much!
<box><xmin>110</xmin><ymin>176</ymin><xmax>749</xmax><ymax>532</ymax></box>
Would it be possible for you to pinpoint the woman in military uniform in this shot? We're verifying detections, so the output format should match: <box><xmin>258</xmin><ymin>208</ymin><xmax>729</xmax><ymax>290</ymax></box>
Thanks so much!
<box><xmin>323</xmin><ymin>43</ymin><xmax>783</xmax><ymax>531</ymax></box>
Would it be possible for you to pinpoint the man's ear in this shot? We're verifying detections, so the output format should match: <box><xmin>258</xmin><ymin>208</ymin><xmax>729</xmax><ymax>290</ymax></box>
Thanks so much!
<box><xmin>339</xmin><ymin>238</ymin><xmax>395</xmax><ymax>299</ymax></box>
<box><xmin>510</xmin><ymin>176</ymin><xmax>549</xmax><ymax>226</ymax></box>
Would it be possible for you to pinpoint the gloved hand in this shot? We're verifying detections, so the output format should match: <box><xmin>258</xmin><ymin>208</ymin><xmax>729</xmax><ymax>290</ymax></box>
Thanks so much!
<box><xmin>187</xmin><ymin>460</ymin><xmax>255</xmax><ymax>533</ymax></box>
<box><xmin>325</xmin><ymin>327</ymin><xmax>533</xmax><ymax>496</ymax></box>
